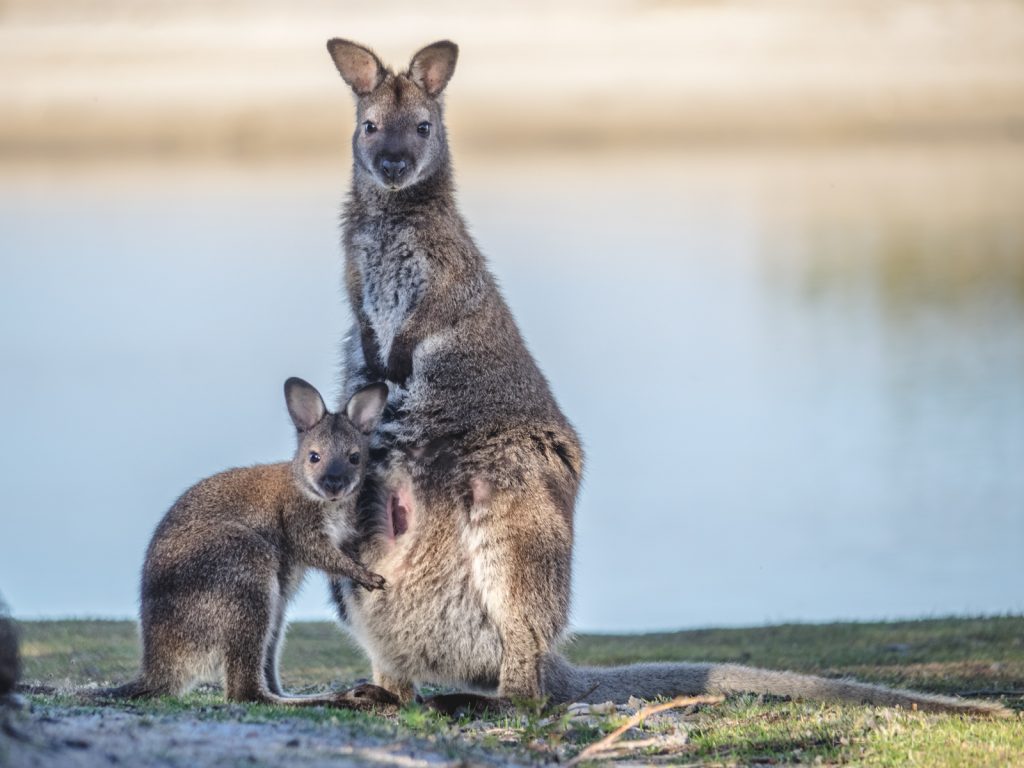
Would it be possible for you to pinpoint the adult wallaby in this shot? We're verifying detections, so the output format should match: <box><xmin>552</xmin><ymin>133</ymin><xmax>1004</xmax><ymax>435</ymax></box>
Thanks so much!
<box><xmin>94</xmin><ymin>379</ymin><xmax>397</xmax><ymax>708</ymax></box>
<box><xmin>324</xmin><ymin>39</ymin><xmax>1007</xmax><ymax>717</ymax></box>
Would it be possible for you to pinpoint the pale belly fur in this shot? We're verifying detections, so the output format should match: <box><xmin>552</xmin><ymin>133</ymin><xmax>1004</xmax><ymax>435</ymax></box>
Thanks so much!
<box><xmin>339</xmin><ymin>469</ymin><xmax>505</xmax><ymax>692</ymax></box>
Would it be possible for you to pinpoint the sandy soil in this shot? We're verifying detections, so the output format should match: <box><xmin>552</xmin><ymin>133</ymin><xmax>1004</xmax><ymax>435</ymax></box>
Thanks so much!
<box><xmin>1</xmin><ymin>699</ymin><xmax>492</xmax><ymax>768</ymax></box>
<box><xmin>0</xmin><ymin>695</ymin><xmax>687</xmax><ymax>767</ymax></box>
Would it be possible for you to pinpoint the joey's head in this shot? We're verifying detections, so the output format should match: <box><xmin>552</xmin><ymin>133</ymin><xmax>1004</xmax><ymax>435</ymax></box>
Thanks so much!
<box><xmin>284</xmin><ymin>378</ymin><xmax>388</xmax><ymax>503</ymax></box>
<box><xmin>326</xmin><ymin>38</ymin><xmax>458</xmax><ymax>192</ymax></box>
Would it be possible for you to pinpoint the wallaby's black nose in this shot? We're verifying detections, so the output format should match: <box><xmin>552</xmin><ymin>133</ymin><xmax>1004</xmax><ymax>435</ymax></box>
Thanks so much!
<box><xmin>380</xmin><ymin>157</ymin><xmax>408</xmax><ymax>182</ymax></box>
<box><xmin>321</xmin><ymin>473</ymin><xmax>348</xmax><ymax>496</ymax></box>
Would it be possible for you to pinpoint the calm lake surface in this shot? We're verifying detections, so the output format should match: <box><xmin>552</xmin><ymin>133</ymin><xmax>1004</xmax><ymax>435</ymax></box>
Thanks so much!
<box><xmin>1</xmin><ymin>144</ymin><xmax>1022</xmax><ymax>631</ymax></box>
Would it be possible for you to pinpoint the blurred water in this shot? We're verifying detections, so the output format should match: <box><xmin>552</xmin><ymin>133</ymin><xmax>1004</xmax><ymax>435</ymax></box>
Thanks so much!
<box><xmin>1</xmin><ymin>145</ymin><xmax>1022</xmax><ymax>631</ymax></box>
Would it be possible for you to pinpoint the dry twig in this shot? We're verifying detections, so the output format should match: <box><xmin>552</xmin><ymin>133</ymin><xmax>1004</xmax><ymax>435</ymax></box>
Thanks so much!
<box><xmin>565</xmin><ymin>694</ymin><xmax>724</xmax><ymax>766</ymax></box>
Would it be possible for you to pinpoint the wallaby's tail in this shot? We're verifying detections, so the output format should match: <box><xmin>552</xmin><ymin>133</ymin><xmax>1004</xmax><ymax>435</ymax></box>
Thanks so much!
<box><xmin>542</xmin><ymin>654</ymin><xmax>1009</xmax><ymax>717</ymax></box>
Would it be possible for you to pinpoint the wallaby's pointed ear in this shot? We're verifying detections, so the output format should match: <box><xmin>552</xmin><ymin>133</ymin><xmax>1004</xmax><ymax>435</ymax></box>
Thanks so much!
<box><xmin>345</xmin><ymin>382</ymin><xmax>389</xmax><ymax>434</ymax></box>
<box><xmin>327</xmin><ymin>38</ymin><xmax>386</xmax><ymax>95</ymax></box>
<box><xmin>285</xmin><ymin>377</ymin><xmax>328</xmax><ymax>432</ymax></box>
<box><xmin>408</xmin><ymin>40</ymin><xmax>458</xmax><ymax>97</ymax></box>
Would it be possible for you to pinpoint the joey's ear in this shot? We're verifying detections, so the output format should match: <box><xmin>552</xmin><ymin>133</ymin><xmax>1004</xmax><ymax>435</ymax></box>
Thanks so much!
<box><xmin>345</xmin><ymin>382</ymin><xmax>389</xmax><ymax>434</ymax></box>
<box><xmin>408</xmin><ymin>40</ymin><xmax>458</xmax><ymax>97</ymax></box>
<box><xmin>327</xmin><ymin>38</ymin><xmax>386</xmax><ymax>95</ymax></box>
<box><xmin>284</xmin><ymin>377</ymin><xmax>328</xmax><ymax>432</ymax></box>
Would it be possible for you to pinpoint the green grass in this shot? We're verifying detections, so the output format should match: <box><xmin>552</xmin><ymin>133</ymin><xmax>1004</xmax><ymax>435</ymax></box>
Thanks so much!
<box><xmin>13</xmin><ymin>616</ymin><xmax>1024</xmax><ymax>766</ymax></box>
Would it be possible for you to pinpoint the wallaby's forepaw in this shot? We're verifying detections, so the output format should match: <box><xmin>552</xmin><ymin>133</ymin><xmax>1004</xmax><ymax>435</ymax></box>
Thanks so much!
<box><xmin>333</xmin><ymin>683</ymin><xmax>401</xmax><ymax>711</ymax></box>
<box><xmin>419</xmin><ymin>692</ymin><xmax>512</xmax><ymax>718</ymax></box>
<box><xmin>385</xmin><ymin>342</ymin><xmax>414</xmax><ymax>387</ymax></box>
<box><xmin>354</xmin><ymin>571</ymin><xmax>386</xmax><ymax>591</ymax></box>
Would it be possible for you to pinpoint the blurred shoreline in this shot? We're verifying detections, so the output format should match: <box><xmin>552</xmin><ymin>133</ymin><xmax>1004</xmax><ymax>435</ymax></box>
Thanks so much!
<box><xmin>3</xmin><ymin>0</ymin><xmax>1024</xmax><ymax>158</ymax></box>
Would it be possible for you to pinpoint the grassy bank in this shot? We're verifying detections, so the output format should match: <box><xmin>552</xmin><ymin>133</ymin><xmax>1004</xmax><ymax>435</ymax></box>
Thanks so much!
<box><xmin>8</xmin><ymin>616</ymin><xmax>1023</xmax><ymax>766</ymax></box>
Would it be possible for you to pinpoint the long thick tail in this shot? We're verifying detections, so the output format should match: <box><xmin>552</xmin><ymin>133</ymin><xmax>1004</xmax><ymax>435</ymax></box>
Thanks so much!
<box><xmin>541</xmin><ymin>654</ymin><xmax>1009</xmax><ymax>717</ymax></box>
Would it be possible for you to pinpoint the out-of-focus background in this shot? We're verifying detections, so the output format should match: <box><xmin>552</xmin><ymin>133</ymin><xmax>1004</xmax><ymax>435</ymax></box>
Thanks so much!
<box><xmin>1</xmin><ymin>0</ymin><xmax>1022</xmax><ymax>631</ymax></box>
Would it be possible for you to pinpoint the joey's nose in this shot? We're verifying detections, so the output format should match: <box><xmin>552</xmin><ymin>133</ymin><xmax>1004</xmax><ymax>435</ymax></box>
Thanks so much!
<box><xmin>380</xmin><ymin>157</ymin><xmax>408</xmax><ymax>181</ymax></box>
<box><xmin>321</xmin><ymin>473</ymin><xmax>348</xmax><ymax>496</ymax></box>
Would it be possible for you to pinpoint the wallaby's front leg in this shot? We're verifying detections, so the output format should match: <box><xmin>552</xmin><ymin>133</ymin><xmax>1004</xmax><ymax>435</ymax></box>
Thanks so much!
<box><xmin>323</xmin><ymin>548</ymin><xmax>386</xmax><ymax>592</ymax></box>
<box><xmin>358</xmin><ymin>314</ymin><xmax>385</xmax><ymax>380</ymax></box>
<box><xmin>300</xmin><ymin>534</ymin><xmax>385</xmax><ymax>591</ymax></box>
<box><xmin>385</xmin><ymin>289</ymin><xmax>457</xmax><ymax>386</ymax></box>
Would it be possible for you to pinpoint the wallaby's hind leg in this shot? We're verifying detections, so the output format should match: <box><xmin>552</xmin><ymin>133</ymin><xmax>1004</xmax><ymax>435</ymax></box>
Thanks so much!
<box><xmin>89</xmin><ymin>643</ymin><xmax>202</xmax><ymax>702</ymax></box>
<box><xmin>225</xmin><ymin>635</ymin><xmax>275</xmax><ymax>704</ymax></box>
<box><xmin>470</xmin><ymin>488</ymin><xmax>573</xmax><ymax>701</ymax></box>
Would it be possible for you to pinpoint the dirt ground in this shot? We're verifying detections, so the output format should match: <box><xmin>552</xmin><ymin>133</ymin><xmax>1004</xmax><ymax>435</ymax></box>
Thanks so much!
<box><xmin>1</xmin><ymin>694</ymin><xmax>690</xmax><ymax>768</ymax></box>
<box><xmin>1</xmin><ymin>697</ymin><xmax>505</xmax><ymax>768</ymax></box>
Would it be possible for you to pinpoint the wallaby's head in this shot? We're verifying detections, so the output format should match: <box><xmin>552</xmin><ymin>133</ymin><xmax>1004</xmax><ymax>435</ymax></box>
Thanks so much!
<box><xmin>326</xmin><ymin>38</ymin><xmax>458</xmax><ymax>192</ymax></box>
<box><xmin>284</xmin><ymin>378</ymin><xmax>388</xmax><ymax>502</ymax></box>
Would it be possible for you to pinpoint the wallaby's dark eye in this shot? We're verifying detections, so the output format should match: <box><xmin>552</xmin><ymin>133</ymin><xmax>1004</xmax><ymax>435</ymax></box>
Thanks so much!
<box><xmin>417</xmin><ymin>122</ymin><xmax>431</xmax><ymax>137</ymax></box>
<box><xmin>349</xmin><ymin>452</ymin><xmax>361</xmax><ymax>465</ymax></box>
<box><xmin>308</xmin><ymin>451</ymin><xmax>321</xmax><ymax>464</ymax></box>
<box><xmin>363</xmin><ymin>121</ymin><xmax>377</xmax><ymax>135</ymax></box>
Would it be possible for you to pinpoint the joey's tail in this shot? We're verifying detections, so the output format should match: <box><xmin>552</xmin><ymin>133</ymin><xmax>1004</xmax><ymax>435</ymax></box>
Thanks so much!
<box><xmin>541</xmin><ymin>654</ymin><xmax>1009</xmax><ymax>717</ymax></box>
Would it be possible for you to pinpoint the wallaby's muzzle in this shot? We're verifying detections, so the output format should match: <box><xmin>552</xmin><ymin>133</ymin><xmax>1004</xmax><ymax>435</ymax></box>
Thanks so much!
<box><xmin>318</xmin><ymin>462</ymin><xmax>356</xmax><ymax>498</ymax></box>
<box><xmin>378</xmin><ymin>154</ymin><xmax>410</xmax><ymax>184</ymax></box>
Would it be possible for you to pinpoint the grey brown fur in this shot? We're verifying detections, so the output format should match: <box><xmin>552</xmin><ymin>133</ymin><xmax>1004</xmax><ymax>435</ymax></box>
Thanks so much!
<box><xmin>324</xmin><ymin>39</ymin><xmax>1007</xmax><ymax>717</ymax></box>
<box><xmin>96</xmin><ymin>380</ymin><xmax>396</xmax><ymax>708</ymax></box>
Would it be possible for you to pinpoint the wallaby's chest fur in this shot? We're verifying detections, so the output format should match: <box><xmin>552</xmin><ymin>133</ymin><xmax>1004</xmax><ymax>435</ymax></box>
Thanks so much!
<box><xmin>348</xmin><ymin>206</ymin><xmax>429</xmax><ymax>365</ymax></box>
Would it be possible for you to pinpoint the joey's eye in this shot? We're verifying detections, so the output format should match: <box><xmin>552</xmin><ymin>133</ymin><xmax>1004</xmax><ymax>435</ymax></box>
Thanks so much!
<box><xmin>363</xmin><ymin>121</ymin><xmax>377</xmax><ymax>135</ymax></box>
<box><xmin>417</xmin><ymin>122</ymin><xmax>431</xmax><ymax>137</ymax></box>
<box><xmin>349</xmin><ymin>452</ymin><xmax>361</xmax><ymax>465</ymax></box>
<box><xmin>308</xmin><ymin>451</ymin><xmax>321</xmax><ymax>464</ymax></box>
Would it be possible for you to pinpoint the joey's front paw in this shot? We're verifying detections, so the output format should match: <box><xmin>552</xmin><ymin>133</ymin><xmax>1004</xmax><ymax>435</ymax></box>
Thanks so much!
<box><xmin>354</xmin><ymin>571</ymin><xmax>386</xmax><ymax>591</ymax></box>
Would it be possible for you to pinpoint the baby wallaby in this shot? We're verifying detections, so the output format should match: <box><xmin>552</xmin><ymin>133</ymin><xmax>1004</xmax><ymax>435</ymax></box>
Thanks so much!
<box><xmin>95</xmin><ymin>378</ymin><xmax>395</xmax><ymax>708</ymax></box>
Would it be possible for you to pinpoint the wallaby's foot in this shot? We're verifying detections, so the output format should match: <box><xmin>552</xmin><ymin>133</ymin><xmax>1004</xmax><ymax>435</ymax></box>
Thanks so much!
<box><xmin>497</xmin><ymin>645</ymin><xmax>544</xmax><ymax>701</ymax></box>
<box><xmin>420</xmin><ymin>692</ymin><xmax>512</xmax><ymax>718</ymax></box>
<box><xmin>332</xmin><ymin>683</ymin><xmax>402</xmax><ymax>711</ymax></box>
<box><xmin>373</xmin><ymin>671</ymin><xmax>416</xmax><ymax>705</ymax></box>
